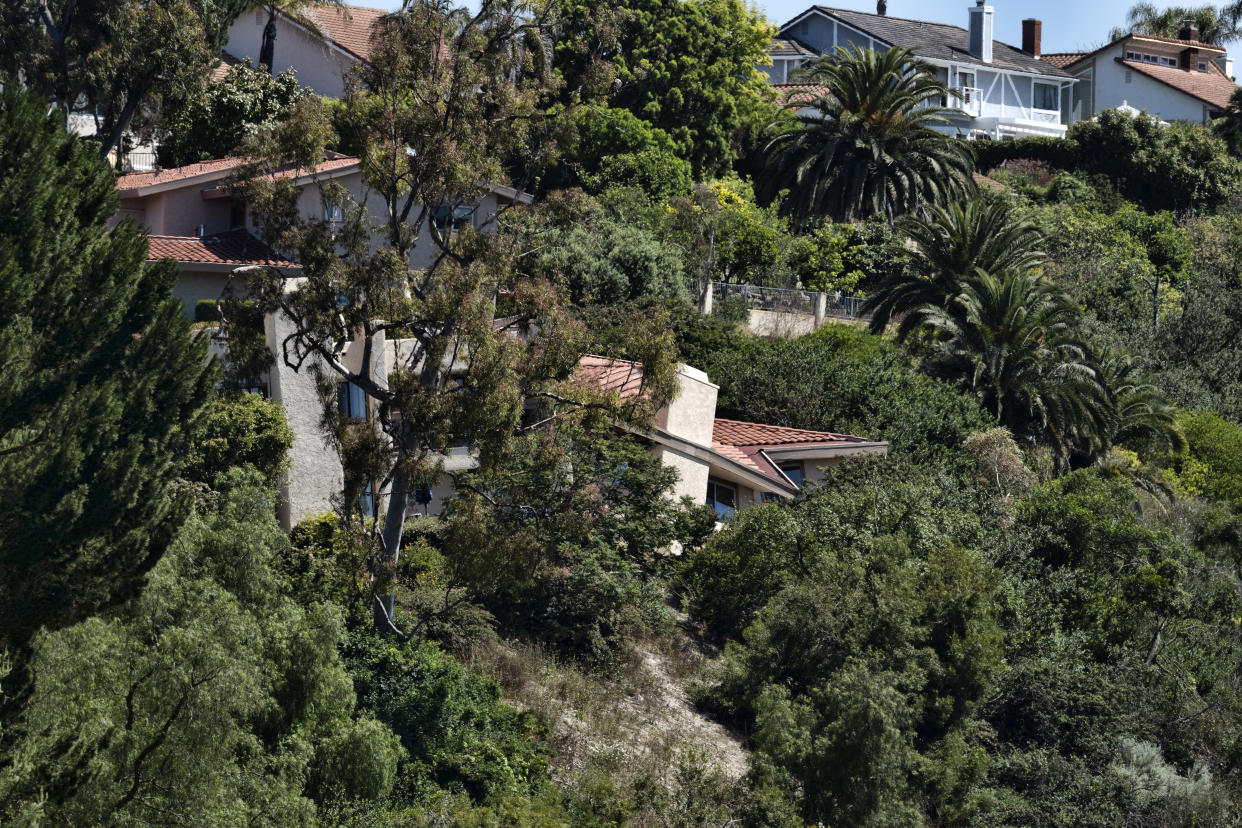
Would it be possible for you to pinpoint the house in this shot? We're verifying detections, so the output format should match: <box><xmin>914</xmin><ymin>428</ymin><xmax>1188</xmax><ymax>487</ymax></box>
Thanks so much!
<box><xmin>1044</xmin><ymin>21</ymin><xmax>1238</xmax><ymax>124</ymax></box>
<box><xmin>768</xmin><ymin>3</ymin><xmax>1075</xmax><ymax>139</ymax></box>
<box><xmin>114</xmin><ymin>154</ymin><xmax>531</xmax><ymax>527</ymax></box>
<box><xmin>575</xmin><ymin>357</ymin><xmax>888</xmax><ymax>518</ymax></box>
<box><xmin>222</xmin><ymin>4</ymin><xmax>387</xmax><ymax>98</ymax></box>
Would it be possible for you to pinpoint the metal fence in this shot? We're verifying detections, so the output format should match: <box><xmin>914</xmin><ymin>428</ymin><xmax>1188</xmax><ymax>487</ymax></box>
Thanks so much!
<box><xmin>712</xmin><ymin>282</ymin><xmax>869</xmax><ymax>321</ymax></box>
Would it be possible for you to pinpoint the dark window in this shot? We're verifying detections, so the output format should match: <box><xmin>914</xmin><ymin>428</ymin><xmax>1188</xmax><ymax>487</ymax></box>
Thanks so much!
<box><xmin>431</xmin><ymin>204</ymin><xmax>474</xmax><ymax>233</ymax></box>
<box><xmin>706</xmin><ymin>478</ymin><xmax>738</xmax><ymax>520</ymax></box>
<box><xmin>229</xmin><ymin>200</ymin><xmax>246</xmax><ymax>229</ymax></box>
<box><xmin>338</xmin><ymin>381</ymin><xmax>366</xmax><ymax>420</ymax></box>
<box><xmin>324</xmin><ymin>203</ymin><xmax>344</xmax><ymax>222</ymax></box>
<box><xmin>1033</xmin><ymin>82</ymin><xmax>1058</xmax><ymax>111</ymax></box>
<box><xmin>762</xmin><ymin>492</ymin><xmax>781</xmax><ymax>503</ymax></box>
<box><xmin>358</xmin><ymin>482</ymin><xmax>374</xmax><ymax>519</ymax></box>
<box><xmin>778</xmin><ymin>461</ymin><xmax>803</xmax><ymax>488</ymax></box>
<box><xmin>415</xmin><ymin>486</ymin><xmax>433</xmax><ymax>505</ymax></box>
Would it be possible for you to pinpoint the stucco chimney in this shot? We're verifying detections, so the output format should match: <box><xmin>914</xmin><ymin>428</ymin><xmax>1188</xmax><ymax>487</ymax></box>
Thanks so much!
<box><xmin>969</xmin><ymin>2</ymin><xmax>994</xmax><ymax>63</ymax></box>
<box><xmin>877</xmin><ymin>0</ymin><xmax>887</xmax><ymax>15</ymax></box>
<box><xmin>1022</xmin><ymin>19</ymin><xmax>1042</xmax><ymax>57</ymax></box>
<box><xmin>1179</xmin><ymin>18</ymin><xmax>1200</xmax><ymax>42</ymax></box>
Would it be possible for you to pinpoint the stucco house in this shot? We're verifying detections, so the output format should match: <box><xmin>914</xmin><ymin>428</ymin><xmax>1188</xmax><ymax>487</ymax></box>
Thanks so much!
<box><xmin>767</xmin><ymin>3</ymin><xmax>1074</xmax><ymax>139</ymax></box>
<box><xmin>114</xmin><ymin>154</ymin><xmax>530</xmax><ymax>527</ymax></box>
<box><xmin>221</xmin><ymin>4</ymin><xmax>386</xmax><ymax>98</ymax></box>
<box><xmin>575</xmin><ymin>357</ymin><xmax>888</xmax><ymax>519</ymax></box>
<box><xmin>1044</xmin><ymin>21</ymin><xmax>1238</xmax><ymax>125</ymax></box>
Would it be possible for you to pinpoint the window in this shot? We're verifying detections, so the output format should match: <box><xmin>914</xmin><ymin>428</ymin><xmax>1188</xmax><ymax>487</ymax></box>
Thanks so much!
<box><xmin>1125</xmin><ymin>69</ymin><xmax>1133</xmax><ymax>84</ymax></box>
<box><xmin>415</xmin><ymin>486</ymin><xmax>433</xmax><ymax>506</ymax></box>
<box><xmin>762</xmin><ymin>492</ymin><xmax>782</xmax><ymax>504</ymax></box>
<box><xmin>1033</xmin><ymin>82</ymin><xmax>1058</xmax><ymax>111</ymax></box>
<box><xmin>431</xmin><ymin>204</ymin><xmax>475</xmax><ymax>233</ymax></box>
<box><xmin>778</xmin><ymin>461</ymin><xmax>803</xmax><ymax>488</ymax></box>
<box><xmin>324</xmin><ymin>203</ymin><xmax>344</xmax><ymax>222</ymax></box>
<box><xmin>1199</xmin><ymin>61</ymin><xmax>1208</xmax><ymax>72</ymax></box>
<box><xmin>229</xmin><ymin>200</ymin><xmax>246</xmax><ymax>229</ymax></box>
<box><xmin>706</xmin><ymin>478</ymin><xmax>738</xmax><ymax>520</ymax></box>
<box><xmin>338</xmin><ymin>381</ymin><xmax>367</xmax><ymax>420</ymax></box>
<box><xmin>358</xmin><ymin>482</ymin><xmax>374</xmax><ymax>519</ymax></box>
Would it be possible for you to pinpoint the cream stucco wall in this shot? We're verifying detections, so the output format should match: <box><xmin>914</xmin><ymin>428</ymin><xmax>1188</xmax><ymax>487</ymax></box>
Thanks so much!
<box><xmin>658</xmin><ymin>365</ymin><xmax>719</xmax><ymax>448</ymax></box>
<box><xmin>1075</xmin><ymin>42</ymin><xmax>1219</xmax><ymax>123</ymax></box>
<box><xmin>225</xmin><ymin>10</ymin><xmax>358</xmax><ymax>98</ymax></box>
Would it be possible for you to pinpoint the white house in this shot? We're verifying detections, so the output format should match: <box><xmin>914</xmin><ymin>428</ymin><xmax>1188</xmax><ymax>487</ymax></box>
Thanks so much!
<box><xmin>222</xmin><ymin>4</ymin><xmax>386</xmax><ymax>98</ymax></box>
<box><xmin>1044</xmin><ymin>21</ymin><xmax>1238</xmax><ymax>125</ymax></box>
<box><xmin>768</xmin><ymin>3</ymin><xmax>1075</xmax><ymax>139</ymax></box>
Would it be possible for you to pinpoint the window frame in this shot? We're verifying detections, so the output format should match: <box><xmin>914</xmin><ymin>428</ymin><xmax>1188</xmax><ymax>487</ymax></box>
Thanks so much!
<box><xmin>706</xmin><ymin>478</ymin><xmax>738</xmax><ymax>520</ymax></box>
<box><xmin>1033</xmin><ymin>81</ymin><xmax>1059</xmax><ymax>111</ymax></box>
<box><xmin>338</xmin><ymin>381</ymin><xmax>367</xmax><ymax>420</ymax></box>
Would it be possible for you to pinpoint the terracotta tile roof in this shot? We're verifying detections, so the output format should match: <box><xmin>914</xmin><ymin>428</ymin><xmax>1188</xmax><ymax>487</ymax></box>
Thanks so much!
<box><xmin>773</xmin><ymin>82</ymin><xmax>831</xmax><ymax>107</ymax></box>
<box><xmin>1122</xmin><ymin>58</ymin><xmax>1238</xmax><ymax>110</ymax></box>
<box><xmin>209</xmin><ymin>50</ymin><xmax>244</xmax><ymax>82</ymax></box>
<box><xmin>713</xmin><ymin>418</ymin><xmax>863</xmax><ymax>448</ymax></box>
<box><xmin>146</xmin><ymin>229</ymin><xmax>296</xmax><ymax>267</ymax></box>
<box><xmin>117</xmin><ymin>157</ymin><xmax>248</xmax><ymax>191</ymax></box>
<box><xmin>1041</xmin><ymin>52</ymin><xmax>1086</xmax><ymax>69</ymax></box>
<box><xmin>574</xmin><ymin>356</ymin><xmax>647</xmax><ymax>400</ymax></box>
<box><xmin>301</xmin><ymin>4</ymin><xmax>388</xmax><ymax>62</ymax></box>
<box><xmin>117</xmin><ymin>156</ymin><xmax>361</xmax><ymax>195</ymax></box>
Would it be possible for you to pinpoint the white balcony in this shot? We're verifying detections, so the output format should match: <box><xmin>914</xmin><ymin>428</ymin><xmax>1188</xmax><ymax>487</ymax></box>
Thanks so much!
<box><xmin>948</xmin><ymin>86</ymin><xmax>982</xmax><ymax>118</ymax></box>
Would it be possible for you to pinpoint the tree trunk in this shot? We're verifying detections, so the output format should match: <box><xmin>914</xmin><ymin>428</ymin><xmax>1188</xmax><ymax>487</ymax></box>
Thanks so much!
<box><xmin>1145</xmin><ymin>615</ymin><xmax>1169</xmax><ymax>665</ymax></box>
<box><xmin>374</xmin><ymin>467</ymin><xmax>410</xmax><ymax>634</ymax></box>
<box><xmin>1151</xmin><ymin>273</ymin><xmax>1161</xmax><ymax>335</ymax></box>
<box><xmin>259</xmin><ymin>15</ymin><xmax>278</xmax><ymax>73</ymax></box>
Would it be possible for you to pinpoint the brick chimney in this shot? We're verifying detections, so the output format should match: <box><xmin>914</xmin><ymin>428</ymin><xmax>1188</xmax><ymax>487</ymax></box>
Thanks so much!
<box><xmin>1182</xmin><ymin>46</ymin><xmax>1201</xmax><ymax>70</ymax></box>
<box><xmin>1022</xmin><ymin>18</ymin><xmax>1042</xmax><ymax>57</ymax></box>
<box><xmin>1179</xmin><ymin>18</ymin><xmax>1200</xmax><ymax>42</ymax></box>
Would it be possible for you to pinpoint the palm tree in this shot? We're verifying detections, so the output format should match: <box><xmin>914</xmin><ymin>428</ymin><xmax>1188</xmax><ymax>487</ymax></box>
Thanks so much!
<box><xmin>863</xmin><ymin>199</ymin><xmax>1046</xmax><ymax>339</ymax></box>
<box><xmin>1093</xmin><ymin>346</ymin><xmax>1185</xmax><ymax>455</ymax></box>
<box><xmin>255</xmin><ymin>1</ymin><xmax>345</xmax><ymax>74</ymax></box>
<box><xmin>1111</xmin><ymin>4</ymin><xmax>1236</xmax><ymax>44</ymax></box>
<box><xmin>760</xmin><ymin>45</ymin><xmax>975</xmax><ymax>226</ymax></box>
<box><xmin>920</xmin><ymin>269</ymin><xmax>1113</xmax><ymax>459</ymax></box>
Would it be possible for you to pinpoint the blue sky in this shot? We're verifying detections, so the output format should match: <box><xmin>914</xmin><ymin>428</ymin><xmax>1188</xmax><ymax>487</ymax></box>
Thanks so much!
<box><xmin>368</xmin><ymin>1</ymin><xmax>1200</xmax><ymax>57</ymax></box>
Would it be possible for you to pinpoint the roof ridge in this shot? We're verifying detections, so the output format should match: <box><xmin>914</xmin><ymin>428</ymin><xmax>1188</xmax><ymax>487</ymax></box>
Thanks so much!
<box><xmin>814</xmin><ymin>4</ymin><xmax>966</xmax><ymax>34</ymax></box>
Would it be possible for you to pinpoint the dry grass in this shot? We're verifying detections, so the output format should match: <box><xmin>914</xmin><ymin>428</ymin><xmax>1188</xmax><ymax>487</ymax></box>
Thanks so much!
<box><xmin>459</xmin><ymin>627</ymin><xmax>748</xmax><ymax>787</ymax></box>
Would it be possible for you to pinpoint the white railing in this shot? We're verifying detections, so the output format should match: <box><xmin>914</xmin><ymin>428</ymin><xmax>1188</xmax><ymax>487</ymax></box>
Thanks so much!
<box><xmin>949</xmin><ymin>86</ymin><xmax>982</xmax><ymax>118</ymax></box>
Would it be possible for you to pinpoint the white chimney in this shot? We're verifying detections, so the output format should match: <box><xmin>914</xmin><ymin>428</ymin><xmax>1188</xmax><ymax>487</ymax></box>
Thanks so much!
<box><xmin>969</xmin><ymin>1</ymin><xmax>994</xmax><ymax>63</ymax></box>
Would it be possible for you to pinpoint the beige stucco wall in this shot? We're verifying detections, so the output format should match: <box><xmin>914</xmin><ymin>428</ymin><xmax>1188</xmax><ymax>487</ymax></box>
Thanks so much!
<box><xmin>657</xmin><ymin>444</ymin><xmax>711</xmax><ymax>505</ymax></box>
<box><xmin>172</xmin><ymin>271</ymin><xmax>231</xmax><ymax>317</ymax></box>
<box><xmin>747</xmin><ymin>309</ymin><xmax>818</xmax><ymax>338</ymax></box>
<box><xmin>658</xmin><ymin>365</ymin><xmax>719</xmax><ymax>447</ymax></box>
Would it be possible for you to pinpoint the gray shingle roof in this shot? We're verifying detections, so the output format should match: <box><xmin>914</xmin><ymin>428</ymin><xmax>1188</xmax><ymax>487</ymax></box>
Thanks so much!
<box><xmin>795</xmin><ymin>6</ymin><xmax>1073</xmax><ymax>79</ymax></box>
<box><xmin>768</xmin><ymin>37</ymin><xmax>818</xmax><ymax>58</ymax></box>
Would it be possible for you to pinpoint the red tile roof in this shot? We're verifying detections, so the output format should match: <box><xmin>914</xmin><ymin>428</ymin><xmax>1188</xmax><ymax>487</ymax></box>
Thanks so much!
<box><xmin>146</xmin><ymin>229</ymin><xmax>296</xmax><ymax>267</ymax></box>
<box><xmin>301</xmin><ymin>4</ymin><xmax>388</xmax><ymax>63</ymax></box>
<box><xmin>209</xmin><ymin>50</ymin><xmax>244</xmax><ymax>82</ymax></box>
<box><xmin>773</xmin><ymin>82</ymin><xmax>831</xmax><ymax>107</ymax></box>
<box><xmin>1041</xmin><ymin>52</ymin><xmax>1086</xmax><ymax>69</ymax></box>
<box><xmin>117</xmin><ymin>156</ymin><xmax>360</xmax><ymax>195</ymax></box>
<box><xmin>574</xmin><ymin>356</ymin><xmax>647</xmax><ymax>400</ymax></box>
<box><xmin>713</xmin><ymin>418</ymin><xmax>863</xmax><ymax>448</ymax></box>
<box><xmin>1122</xmin><ymin>58</ymin><xmax>1237</xmax><ymax>110</ymax></box>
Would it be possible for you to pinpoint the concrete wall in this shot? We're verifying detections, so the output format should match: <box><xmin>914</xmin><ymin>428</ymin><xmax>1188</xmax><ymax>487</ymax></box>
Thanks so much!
<box><xmin>747</xmin><ymin>309</ymin><xmax>818</xmax><ymax>338</ymax></box>
<box><xmin>172</xmin><ymin>271</ymin><xmax>231</xmax><ymax>317</ymax></box>
<box><xmin>225</xmin><ymin>9</ymin><xmax>357</xmax><ymax>98</ymax></box>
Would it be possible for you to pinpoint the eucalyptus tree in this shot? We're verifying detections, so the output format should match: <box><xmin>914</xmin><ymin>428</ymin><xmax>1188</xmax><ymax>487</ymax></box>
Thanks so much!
<box><xmin>0</xmin><ymin>0</ymin><xmax>246</xmax><ymax>162</ymax></box>
<box><xmin>237</xmin><ymin>0</ymin><xmax>678</xmax><ymax>636</ymax></box>
<box><xmin>760</xmin><ymin>45</ymin><xmax>975</xmax><ymax>225</ymax></box>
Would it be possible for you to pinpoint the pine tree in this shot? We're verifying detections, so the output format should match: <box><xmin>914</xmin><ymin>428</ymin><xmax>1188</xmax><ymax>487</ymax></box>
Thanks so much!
<box><xmin>0</xmin><ymin>89</ymin><xmax>216</xmax><ymax>656</ymax></box>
